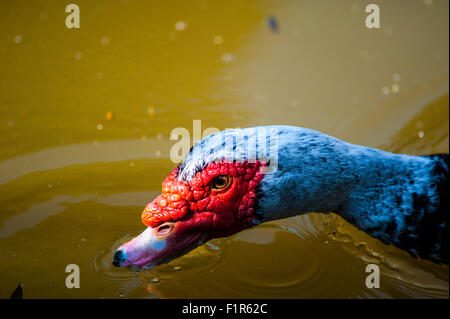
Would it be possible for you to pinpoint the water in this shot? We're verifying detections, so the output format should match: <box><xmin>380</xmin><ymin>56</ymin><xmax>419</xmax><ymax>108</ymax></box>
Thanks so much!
<box><xmin>0</xmin><ymin>0</ymin><xmax>448</xmax><ymax>298</ymax></box>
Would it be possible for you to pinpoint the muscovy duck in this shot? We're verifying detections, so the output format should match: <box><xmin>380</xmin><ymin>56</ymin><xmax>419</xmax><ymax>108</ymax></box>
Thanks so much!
<box><xmin>113</xmin><ymin>125</ymin><xmax>448</xmax><ymax>269</ymax></box>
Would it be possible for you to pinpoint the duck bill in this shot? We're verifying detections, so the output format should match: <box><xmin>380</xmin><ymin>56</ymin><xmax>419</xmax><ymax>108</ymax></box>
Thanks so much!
<box><xmin>113</xmin><ymin>223</ymin><xmax>206</xmax><ymax>270</ymax></box>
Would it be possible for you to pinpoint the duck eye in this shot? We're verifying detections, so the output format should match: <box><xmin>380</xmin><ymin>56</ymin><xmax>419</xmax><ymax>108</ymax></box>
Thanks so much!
<box><xmin>211</xmin><ymin>175</ymin><xmax>231</xmax><ymax>190</ymax></box>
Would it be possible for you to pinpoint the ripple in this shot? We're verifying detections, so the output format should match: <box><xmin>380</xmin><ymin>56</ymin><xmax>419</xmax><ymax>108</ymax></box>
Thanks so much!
<box><xmin>171</xmin><ymin>216</ymin><xmax>343</xmax><ymax>298</ymax></box>
<box><xmin>91</xmin><ymin>212</ymin><xmax>448</xmax><ymax>298</ymax></box>
<box><xmin>324</xmin><ymin>214</ymin><xmax>449</xmax><ymax>298</ymax></box>
<box><xmin>225</xmin><ymin>224</ymin><xmax>322</xmax><ymax>290</ymax></box>
<box><xmin>91</xmin><ymin>232</ymin><xmax>139</xmax><ymax>281</ymax></box>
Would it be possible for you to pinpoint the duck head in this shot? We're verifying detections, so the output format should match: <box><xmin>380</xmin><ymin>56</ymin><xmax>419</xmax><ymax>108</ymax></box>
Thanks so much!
<box><xmin>113</xmin><ymin>159</ymin><xmax>266</xmax><ymax>269</ymax></box>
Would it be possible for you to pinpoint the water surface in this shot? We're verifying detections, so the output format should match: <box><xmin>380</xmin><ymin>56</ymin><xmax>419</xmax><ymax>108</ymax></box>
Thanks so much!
<box><xmin>0</xmin><ymin>0</ymin><xmax>448</xmax><ymax>298</ymax></box>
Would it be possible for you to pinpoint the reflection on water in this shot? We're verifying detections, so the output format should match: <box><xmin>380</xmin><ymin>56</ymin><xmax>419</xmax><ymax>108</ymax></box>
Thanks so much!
<box><xmin>0</xmin><ymin>0</ymin><xmax>448</xmax><ymax>298</ymax></box>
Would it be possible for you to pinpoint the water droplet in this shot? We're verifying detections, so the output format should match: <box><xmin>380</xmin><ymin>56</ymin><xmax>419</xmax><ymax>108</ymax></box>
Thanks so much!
<box><xmin>14</xmin><ymin>35</ymin><xmax>22</xmax><ymax>44</ymax></box>
<box><xmin>174</xmin><ymin>21</ymin><xmax>187</xmax><ymax>31</ymax></box>
<box><xmin>155</xmin><ymin>150</ymin><xmax>161</xmax><ymax>157</ymax></box>
<box><xmin>147</xmin><ymin>106</ymin><xmax>155</xmax><ymax>117</ymax></box>
<box><xmin>381</xmin><ymin>86</ymin><xmax>390</xmax><ymax>95</ymax></box>
<box><xmin>418</xmin><ymin>131</ymin><xmax>425</xmax><ymax>138</ymax></box>
<box><xmin>392</xmin><ymin>83</ymin><xmax>400</xmax><ymax>93</ymax></box>
<box><xmin>221</xmin><ymin>52</ymin><xmax>236</xmax><ymax>63</ymax></box>
<box><xmin>151</xmin><ymin>277</ymin><xmax>160</xmax><ymax>284</ymax></box>
<box><xmin>97</xmin><ymin>123</ymin><xmax>103</xmax><ymax>131</ymax></box>
<box><xmin>213</xmin><ymin>35</ymin><xmax>223</xmax><ymax>45</ymax></box>
<box><xmin>74</xmin><ymin>51</ymin><xmax>83</xmax><ymax>61</ymax></box>
<box><xmin>174</xmin><ymin>266</ymin><xmax>182</xmax><ymax>271</ymax></box>
<box><xmin>100</xmin><ymin>36</ymin><xmax>110</xmax><ymax>46</ymax></box>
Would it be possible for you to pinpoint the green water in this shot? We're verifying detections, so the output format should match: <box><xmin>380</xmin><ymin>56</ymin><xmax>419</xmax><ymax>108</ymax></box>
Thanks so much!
<box><xmin>0</xmin><ymin>0</ymin><xmax>448</xmax><ymax>298</ymax></box>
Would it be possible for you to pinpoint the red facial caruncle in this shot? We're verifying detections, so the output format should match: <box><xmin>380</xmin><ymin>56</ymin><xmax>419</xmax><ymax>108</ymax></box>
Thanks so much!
<box><xmin>113</xmin><ymin>160</ymin><xmax>267</xmax><ymax>269</ymax></box>
<box><xmin>142</xmin><ymin>160</ymin><xmax>266</xmax><ymax>238</ymax></box>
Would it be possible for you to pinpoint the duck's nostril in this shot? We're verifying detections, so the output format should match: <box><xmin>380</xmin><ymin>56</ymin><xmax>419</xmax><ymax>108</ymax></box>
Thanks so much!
<box><xmin>112</xmin><ymin>250</ymin><xmax>126</xmax><ymax>267</ymax></box>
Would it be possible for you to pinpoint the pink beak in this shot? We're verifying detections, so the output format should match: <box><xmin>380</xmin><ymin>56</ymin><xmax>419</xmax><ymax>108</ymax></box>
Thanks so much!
<box><xmin>113</xmin><ymin>222</ymin><xmax>207</xmax><ymax>269</ymax></box>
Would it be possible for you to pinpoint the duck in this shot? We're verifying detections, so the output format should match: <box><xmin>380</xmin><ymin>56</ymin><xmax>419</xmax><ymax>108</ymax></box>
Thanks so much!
<box><xmin>113</xmin><ymin>125</ymin><xmax>448</xmax><ymax>269</ymax></box>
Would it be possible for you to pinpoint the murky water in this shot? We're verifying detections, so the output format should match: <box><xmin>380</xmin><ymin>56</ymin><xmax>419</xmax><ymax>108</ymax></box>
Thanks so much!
<box><xmin>0</xmin><ymin>0</ymin><xmax>448</xmax><ymax>298</ymax></box>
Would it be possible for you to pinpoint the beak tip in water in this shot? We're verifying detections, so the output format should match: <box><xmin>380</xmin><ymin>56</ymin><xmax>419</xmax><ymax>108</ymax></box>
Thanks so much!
<box><xmin>113</xmin><ymin>250</ymin><xmax>127</xmax><ymax>267</ymax></box>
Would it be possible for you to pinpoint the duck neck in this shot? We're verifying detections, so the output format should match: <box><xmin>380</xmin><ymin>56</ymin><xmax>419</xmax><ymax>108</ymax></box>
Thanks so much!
<box><xmin>336</xmin><ymin>151</ymin><xmax>447</xmax><ymax>263</ymax></box>
<box><xmin>255</xmin><ymin>129</ymin><xmax>448</xmax><ymax>262</ymax></box>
